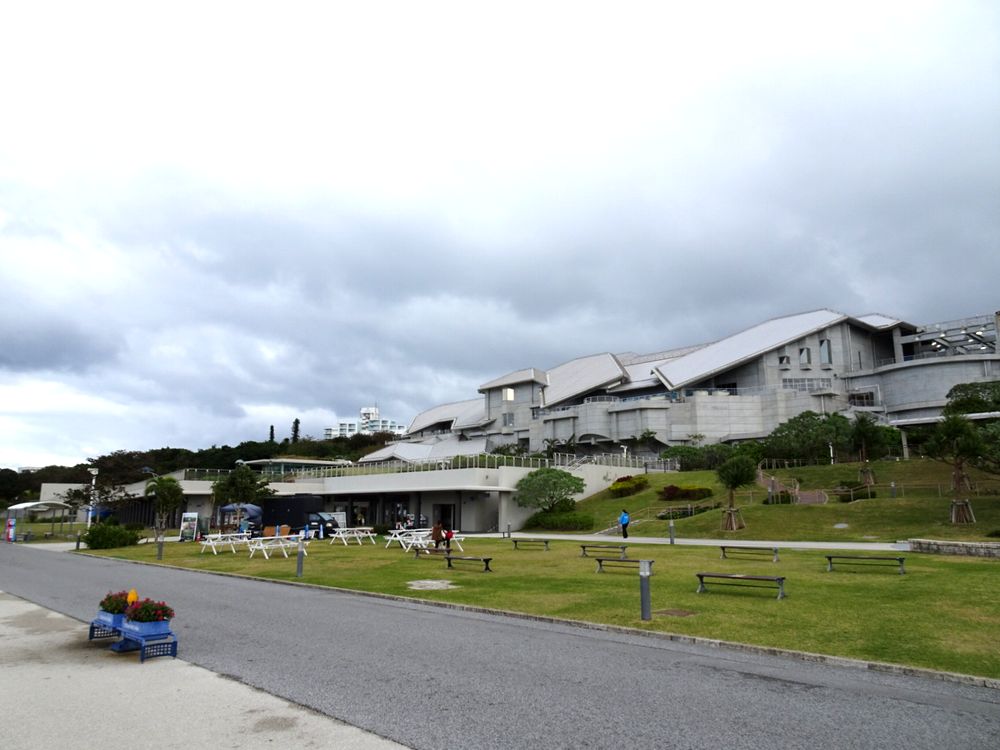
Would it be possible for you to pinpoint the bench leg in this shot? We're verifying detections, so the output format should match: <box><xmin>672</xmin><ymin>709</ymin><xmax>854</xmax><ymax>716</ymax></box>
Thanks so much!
<box><xmin>720</xmin><ymin>549</ymin><xmax>727</xmax><ymax>559</ymax></box>
<box><xmin>899</xmin><ymin>560</ymin><xmax>905</xmax><ymax>575</ymax></box>
<box><xmin>772</xmin><ymin>550</ymin><xmax>779</xmax><ymax>563</ymax></box>
<box><xmin>595</xmin><ymin>560</ymin><xmax>603</xmax><ymax>573</ymax></box>
<box><xmin>826</xmin><ymin>559</ymin><xmax>833</xmax><ymax>572</ymax></box>
<box><xmin>483</xmin><ymin>560</ymin><xmax>492</xmax><ymax>572</ymax></box>
<box><xmin>776</xmin><ymin>581</ymin><xmax>786</xmax><ymax>600</ymax></box>
<box><xmin>696</xmin><ymin>577</ymin><xmax>706</xmax><ymax>593</ymax></box>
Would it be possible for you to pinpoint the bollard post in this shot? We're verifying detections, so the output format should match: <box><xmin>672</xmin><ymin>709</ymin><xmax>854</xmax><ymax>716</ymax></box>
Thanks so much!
<box><xmin>76</xmin><ymin>532</ymin><xmax>81</xmax><ymax>551</ymax></box>
<box><xmin>890</xmin><ymin>481</ymin><xmax>896</xmax><ymax>499</ymax></box>
<box><xmin>296</xmin><ymin>536</ymin><xmax>305</xmax><ymax>578</ymax></box>
<box><xmin>639</xmin><ymin>560</ymin><xmax>652</xmax><ymax>621</ymax></box>
<box><xmin>157</xmin><ymin>535</ymin><xmax>164</xmax><ymax>560</ymax></box>
<box><xmin>668</xmin><ymin>519</ymin><xmax>675</xmax><ymax>545</ymax></box>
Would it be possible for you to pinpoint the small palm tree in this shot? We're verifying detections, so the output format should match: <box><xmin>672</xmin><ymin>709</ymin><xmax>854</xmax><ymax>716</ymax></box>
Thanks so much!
<box><xmin>145</xmin><ymin>475</ymin><xmax>185</xmax><ymax>544</ymax></box>
<box><xmin>716</xmin><ymin>456</ymin><xmax>756</xmax><ymax>531</ymax></box>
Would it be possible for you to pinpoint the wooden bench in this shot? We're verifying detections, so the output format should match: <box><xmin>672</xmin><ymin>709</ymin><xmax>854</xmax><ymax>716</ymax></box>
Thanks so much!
<box><xmin>594</xmin><ymin>558</ymin><xmax>653</xmax><ymax>574</ymax></box>
<box><xmin>445</xmin><ymin>555</ymin><xmax>493</xmax><ymax>572</ymax></box>
<box><xmin>720</xmin><ymin>545</ymin><xmax>779</xmax><ymax>563</ymax></box>
<box><xmin>696</xmin><ymin>572</ymin><xmax>786</xmax><ymax>599</ymax></box>
<box><xmin>511</xmin><ymin>538</ymin><xmax>549</xmax><ymax>551</ymax></box>
<box><xmin>825</xmin><ymin>555</ymin><xmax>905</xmax><ymax>574</ymax></box>
<box><xmin>414</xmin><ymin>547</ymin><xmax>450</xmax><ymax>558</ymax></box>
<box><xmin>580</xmin><ymin>544</ymin><xmax>627</xmax><ymax>559</ymax></box>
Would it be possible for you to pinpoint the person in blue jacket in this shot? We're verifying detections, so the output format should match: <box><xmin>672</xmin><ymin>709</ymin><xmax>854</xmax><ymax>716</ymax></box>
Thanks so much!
<box><xmin>619</xmin><ymin>509</ymin><xmax>630</xmax><ymax>539</ymax></box>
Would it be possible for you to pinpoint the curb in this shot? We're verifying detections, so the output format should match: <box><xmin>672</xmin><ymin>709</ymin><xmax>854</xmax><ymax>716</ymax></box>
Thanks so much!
<box><xmin>75</xmin><ymin>551</ymin><xmax>999</xmax><ymax>691</ymax></box>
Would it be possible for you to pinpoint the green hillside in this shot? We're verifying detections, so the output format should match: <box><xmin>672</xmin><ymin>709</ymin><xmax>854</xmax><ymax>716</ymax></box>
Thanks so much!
<box><xmin>572</xmin><ymin>460</ymin><xmax>1000</xmax><ymax>542</ymax></box>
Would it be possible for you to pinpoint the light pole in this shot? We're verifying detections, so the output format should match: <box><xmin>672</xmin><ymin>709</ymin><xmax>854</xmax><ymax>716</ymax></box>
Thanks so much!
<box><xmin>86</xmin><ymin>468</ymin><xmax>99</xmax><ymax>528</ymax></box>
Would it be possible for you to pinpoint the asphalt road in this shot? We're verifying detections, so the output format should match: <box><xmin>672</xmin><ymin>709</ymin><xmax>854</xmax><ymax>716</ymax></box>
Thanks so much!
<box><xmin>1</xmin><ymin>543</ymin><xmax>997</xmax><ymax>749</ymax></box>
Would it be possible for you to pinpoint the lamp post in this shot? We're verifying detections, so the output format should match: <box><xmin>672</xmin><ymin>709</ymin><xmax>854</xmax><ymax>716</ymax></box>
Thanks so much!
<box><xmin>86</xmin><ymin>468</ymin><xmax>99</xmax><ymax>529</ymax></box>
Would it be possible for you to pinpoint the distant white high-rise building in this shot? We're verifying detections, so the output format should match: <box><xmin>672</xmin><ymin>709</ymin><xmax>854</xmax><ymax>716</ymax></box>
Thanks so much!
<box><xmin>324</xmin><ymin>406</ymin><xmax>407</xmax><ymax>439</ymax></box>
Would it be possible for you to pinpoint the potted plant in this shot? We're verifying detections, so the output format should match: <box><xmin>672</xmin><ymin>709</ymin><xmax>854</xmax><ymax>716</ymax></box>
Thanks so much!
<box><xmin>122</xmin><ymin>598</ymin><xmax>176</xmax><ymax>637</ymax></box>
<box><xmin>96</xmin><ymin>590</ymin><xmax>130</xmax><ymax>628</ymax></box>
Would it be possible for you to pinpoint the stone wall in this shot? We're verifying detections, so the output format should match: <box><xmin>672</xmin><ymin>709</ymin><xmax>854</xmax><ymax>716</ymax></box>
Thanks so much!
<box><xmin>908</xmin><ymin>538</ymin><xmax>1000</xmax><ymax>558</ymax></box>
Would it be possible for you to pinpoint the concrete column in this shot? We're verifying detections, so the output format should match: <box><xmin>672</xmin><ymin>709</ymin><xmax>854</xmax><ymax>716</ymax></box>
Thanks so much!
<box><xmin>892</xmin><ymin>327</ymin><xmax>904</xmax><ymax>364</ymax></box>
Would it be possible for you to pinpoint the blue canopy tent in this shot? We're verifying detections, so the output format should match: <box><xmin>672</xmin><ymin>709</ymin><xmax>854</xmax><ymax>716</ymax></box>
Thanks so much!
<box><xmin>218</xmin><ymin>503</ymin><xmax>262</xmax><ymax>532</ymax></box>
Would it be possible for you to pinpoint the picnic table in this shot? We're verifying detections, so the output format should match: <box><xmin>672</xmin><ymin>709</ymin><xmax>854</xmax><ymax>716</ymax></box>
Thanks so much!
<box><xmin>328</xmin><ymin>527</ymin><xmax>378</xmax><ymax>545</ymax></box>
<box><xmin>248</xmin><ymin>535</ymin><xmax>309</xmax><ymax>560</ymax></box>
<box><xmin>384</xmin><ymin>528</ymin><xmax>432</xmax><ymax>548</ymax></box>
<box><xmin>199</xmin><ymin>532</ymin><xmax>251</xmax><ymax>555</ymax></box>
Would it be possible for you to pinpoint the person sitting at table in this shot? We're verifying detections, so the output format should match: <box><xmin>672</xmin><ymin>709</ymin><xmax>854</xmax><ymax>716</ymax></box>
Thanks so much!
<box><xmin>431</xmin><ymin>520</ymin><xmax>445</xmax><ymax>549</ymax></box>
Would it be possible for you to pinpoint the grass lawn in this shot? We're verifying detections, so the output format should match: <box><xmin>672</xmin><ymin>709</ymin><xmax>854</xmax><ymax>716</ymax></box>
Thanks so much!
<box><xmin>570</xmin><ymin>460</ymin><xmax>1000</xmax><ymax>542</ymax></box>
<box><xmin>87</xmin><ymin>535</ymin><xmax>1000</xmax><ymax>680</ymax></box>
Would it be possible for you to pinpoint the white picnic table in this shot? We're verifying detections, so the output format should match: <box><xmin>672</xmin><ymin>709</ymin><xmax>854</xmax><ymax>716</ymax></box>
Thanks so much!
<box><xmin>384</xmin><ymin>528</ymin><xmax>431</xmax><ymax>549</ymax></box>
<box><xmin>248</xmin><ymin>534</ymin><xmax>310</xmax><ymax>560</ymax></box>
<box><xmin>328</xmin><ymin>527</ymin><xmax>378</xmax><ymax>546</ymax></box>
<box><xmin>387</xmin><ymin>529</ymin><xmax>465</xmax><ymax>552</ymax></box>
<box><xmin>199</xmin><ymin>532</ymin><xmax>251</xmax><ymax>555</ymax></box>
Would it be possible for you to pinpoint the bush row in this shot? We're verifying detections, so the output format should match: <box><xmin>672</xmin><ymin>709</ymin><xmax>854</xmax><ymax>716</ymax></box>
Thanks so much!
<box><xmin>608</xmin><ymin>475</ymin><xmax>650</xmax><ymax>497</ymax></box>
<box><xmin>82</xmin><ymin>523</ymin><xmax>141</xmax><ymax>549</ymax></box>
<box><xmin>522</xmin><ymin>511</ymin><xmax>594</xmax><ymax>530</ymax></box>
<box><xmin>658</xmin><ymin>485</ymin><xmax>713</xmax><ymax>502</ymax></box>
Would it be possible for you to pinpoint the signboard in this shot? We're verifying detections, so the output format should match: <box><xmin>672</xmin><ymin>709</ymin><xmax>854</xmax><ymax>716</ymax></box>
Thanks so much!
<box><xmin>179</xmin><ymin>512</ymin><xmax>199</xmax><ymax>542</ymax></box>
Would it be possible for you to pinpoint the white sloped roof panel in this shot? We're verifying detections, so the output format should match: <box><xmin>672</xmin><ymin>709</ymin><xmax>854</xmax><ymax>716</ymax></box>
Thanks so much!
<box><xmin>854</xmin><ymin>313</ymin><xmax>902</xmax><ymax>329</ymax></box>
<box><xmin>479</xmin><ymin>368</ymin><xmax>547</xmax><ymax>392</ymax></box>
<box><xmin>406</xmin><ymin>398</ymin><xmax>484</xmax><ymax>434</ymax></box>
<box><xmin>542</xmin><ymin>353</ymin><xmax>627</xmax><ymax>407</ymax></box>
<box><xmin>654</xmin><ymin>309</ymin><xmax>847</xmax><ymax>389</ymax></box>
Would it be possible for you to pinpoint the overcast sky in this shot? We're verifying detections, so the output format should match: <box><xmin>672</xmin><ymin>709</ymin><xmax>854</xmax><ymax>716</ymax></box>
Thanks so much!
<box><xmin>2</xmin><ymin>1</ymin><xmax>998</xmax><ymax>469</ymax></box>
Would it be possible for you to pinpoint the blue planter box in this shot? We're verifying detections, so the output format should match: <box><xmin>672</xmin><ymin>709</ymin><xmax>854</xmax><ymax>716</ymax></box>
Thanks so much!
<box><xmin>95</xmin><ymin>610</ymin><xmax>124</xmax><ymax>628</ymax></box>
<box><xmin>122</xmin><ymin>619</ymin><xmax>172</xmax><ymax>638</ymax></box>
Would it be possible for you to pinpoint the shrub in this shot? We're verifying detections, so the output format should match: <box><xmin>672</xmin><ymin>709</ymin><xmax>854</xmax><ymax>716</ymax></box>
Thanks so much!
<box><xmin>372</xmin><ymin>523</ymin><xmax>391</xmax><ymax>536</ymax></box>
<box><xmin>124</xmin><ymin>522</ymin><xmax>146</xmax><ymax>532</ymax></box>
<box><xmin>986</xmin><ymin>529</ymin><xmax>1000</xmax><ymax>538</ymax></box>
<box><xmin>99</xmin><ymin>590</ymin><xmax>130</xmax><ymax>614</ymax></box>
<box><xmin>522</xmin><ymin>511</ymin><xmax>594</xmax><ymax>530</ymax></box>
<box><xmin>82</xmin><ymin>523</ymin><xmax>140</xmax><ymax>549</ymax></box>
<box><xmin>832</xmin><ymin>485</ymin><xmax>878</xmax><ymax>502</ymax></box>
<box><xmin>125</xmin><ymin>598</ymin><xmax>175</xmax><ymax>622</ymax></box>
<box><xmin>608</xmin><ymin>476</ymin><xmax>649</xmax><ymax>497</ymax></box>
<box><xmin>658</xmin><ymin>485</ymin><xmax>713</xmax><ymax>502</ymax></box>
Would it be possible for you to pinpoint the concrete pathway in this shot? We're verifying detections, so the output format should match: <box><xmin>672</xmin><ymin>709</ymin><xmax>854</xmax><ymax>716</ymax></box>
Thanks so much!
<box><xmin>0</xmin><ymin>591</ymin><xmax>407</xmax><ymax>750</ymax></box>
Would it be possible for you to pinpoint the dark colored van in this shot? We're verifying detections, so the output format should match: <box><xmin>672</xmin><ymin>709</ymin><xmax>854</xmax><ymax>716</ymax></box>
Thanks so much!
<box><xmin>260</xmin><ymin>495</ymin><xmax>338</xmax><ymax>537</ymax></box>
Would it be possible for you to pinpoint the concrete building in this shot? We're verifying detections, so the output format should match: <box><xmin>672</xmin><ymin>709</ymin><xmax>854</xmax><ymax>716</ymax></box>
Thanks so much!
<box><xmin>325</xmin><ymin>407</ymin><xmax>407</xmax><ymax>439</ymax></box>
<box><xmin>365</xmin><ymin>308</ymin><xmax>999</xmax><ymax>462</ymax></box>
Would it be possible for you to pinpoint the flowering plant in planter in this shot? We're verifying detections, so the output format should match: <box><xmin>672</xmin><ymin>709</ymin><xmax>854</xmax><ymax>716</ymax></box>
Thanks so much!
<box><xmin>124</xmin><ymin>598</ymin><xmax>175</xmax><ymax>622</ymax></box>
<box><xmin>98</xmin><ymin>590</ymin><xmax>131</xmax><ymax>615</ymax></box>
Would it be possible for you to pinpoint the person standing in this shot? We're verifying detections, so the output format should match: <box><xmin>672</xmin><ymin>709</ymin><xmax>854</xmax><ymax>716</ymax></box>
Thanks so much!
<box><xmin>619</xmin><ymin>509</ymin><xmax>630</xmax><ymax>539</ymax></box>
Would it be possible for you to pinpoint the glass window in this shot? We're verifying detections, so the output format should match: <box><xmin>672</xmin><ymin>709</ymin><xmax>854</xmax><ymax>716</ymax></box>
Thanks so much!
<box><xmin>799</xmin><ymin>347</ymin><xmax>811</xmax><ymax>365</ymax></box>
<box><xmin>819</xmin><ymin>339</ymin><xmax>832</xmax><ymax>365</ymax></box>
<box><xmin>501</xmin><ymin>387</ymin><xmax>515</xmax><ymax>401</ymax></box>
<box><xmin>502</xmin><ymin>412</ymin><xmax>515</xmax><ymax>427</ymax></box>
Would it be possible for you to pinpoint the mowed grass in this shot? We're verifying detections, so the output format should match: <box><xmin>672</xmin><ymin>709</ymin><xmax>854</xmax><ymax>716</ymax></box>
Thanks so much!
<box><xmin>89</xmin><ymin>536</ymin><xmax>1000</xmax><ymax>680</ymax></box>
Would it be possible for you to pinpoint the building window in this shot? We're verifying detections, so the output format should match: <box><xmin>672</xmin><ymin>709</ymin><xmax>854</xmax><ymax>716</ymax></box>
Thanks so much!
<box><xmin>799</xmin><ymin>347</ymin><xmax>811</xmax><ymax>365</ymax></box>
<box><xmin>502</xmin><ymin>412</ymin><xmax>515</xmax><ymax>427</ymax></box>
<box><xmin>849</xmin><ymin>391</ymin><xmax>875</xmax><ymax>407</ymax></box>
<box><xmin>819</xmin><ymin>339</ymin><xmax>832</xmax><ymax>365</ymax></box>
<box><xmin>501</xmin><ymin>387</ymin><xmax>515</xmax><ymax>401</ymax></box>
<box><xmin>778</xmin><ymin>355</ymin><xmax>791</xmax><ymax>367</ymax></box>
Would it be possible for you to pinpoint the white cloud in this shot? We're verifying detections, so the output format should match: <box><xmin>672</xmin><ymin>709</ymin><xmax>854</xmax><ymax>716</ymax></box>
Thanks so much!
<box><xmin>1</xmin><ymin>0</ymin><xmax>998</xmax><ymax>468</ymax></box>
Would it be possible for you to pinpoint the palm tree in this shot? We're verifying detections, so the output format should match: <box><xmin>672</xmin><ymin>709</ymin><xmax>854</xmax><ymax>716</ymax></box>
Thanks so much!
<box><xmin>716</xmin><ymin>456</ymin><xmax>756</xmax><ymax>531</ymax></box>
<box><xmin>145</xmin><ymin>475</ymin><xmax>185</xmax><ymax>545</ymax></box>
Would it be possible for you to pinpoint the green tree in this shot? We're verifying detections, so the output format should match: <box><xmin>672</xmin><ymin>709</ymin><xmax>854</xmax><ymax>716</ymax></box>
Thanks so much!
<box><xmin>716</xmin><ymin>455</ymin><xmax>756</xmax><ymax>531</ymax></box>
<box><xmin>145</xmin><ymin>475</ymin><xmax>185</xmax><ymax>543</ymax></box>
<box><xmin>924</xmin><ymin>415</ymin><xmax>983</xmax><ymax>524</ymax></box>
<box><xmin>514</xmin><ymin>468</ymin><xmax>585</xmax><ymax>512</ymax></box>
<box><xmin>291</xmin><ymin>418</ymin><xmax>301</xmax><ymax>444</ymax></box>
<box><xmin>942</xmin><ymin>380</ymin><xmax>1000</xmax><ymax>416</ymax></box>
<box><xmin>211</xmin><ymin>465</ymin><xmax>276</xmax><ymax>510</ymax></box>
<box><xmin>763</xmin><ymin>412</ymin><xmax>851</xmax><ymax>462</ymax></box>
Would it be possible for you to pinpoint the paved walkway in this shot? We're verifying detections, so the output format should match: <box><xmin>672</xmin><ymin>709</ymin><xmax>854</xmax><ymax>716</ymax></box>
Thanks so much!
<box><xmin>0</xmin><ymin>590</ymin><xmax>406</xmax><ymax>750</ymax></box>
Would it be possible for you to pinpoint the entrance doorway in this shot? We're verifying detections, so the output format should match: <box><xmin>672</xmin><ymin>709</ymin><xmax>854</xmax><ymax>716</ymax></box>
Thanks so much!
<box><xmin>432</xmin><ymin>503</ymin><xmax>454</xmax><ymax>529</ymax></box>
